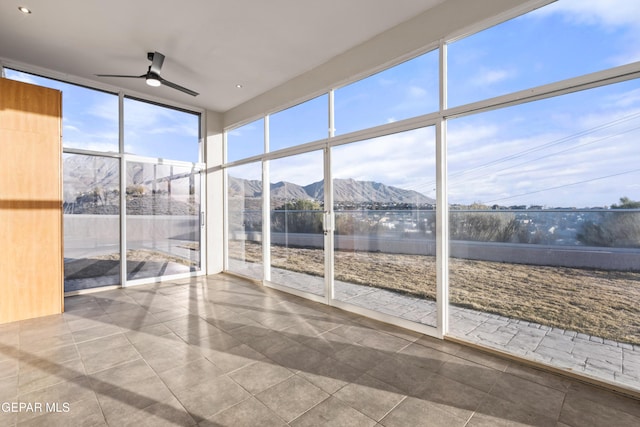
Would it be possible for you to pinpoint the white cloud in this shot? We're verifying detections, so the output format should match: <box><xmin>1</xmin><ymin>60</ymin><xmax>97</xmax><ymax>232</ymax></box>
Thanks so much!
<box><xmin>605</xmin><ymin>88</ymin><xmax>640</xmax><ymax>109</ymax></box>
<box><xmin>269</xmin><ymin>151</ymin><xmax>324</xmax><ymax>186</ymax></box>
<box><xmin>249</xmin><ymin>96</ymin><xmax>640</xmax><ymax>208</ymax></box>
<box><xmin>227</xmin><ymin>162</ymin><xmax>262</xmax><ymax>181</ymax></box>
<box><xmin>471</xmin><ymin>68</ymin><xmax>515</xmax><ymax>86</ymax></box>
<box><xmin>228</xmin><ymin>121</ymin><xmax>260</xmax><ymax>138</ymax></box>
<box><xmin>331</xmin><ymin>128</ymin><xmax>436</xmax><ymax>194</ymax></box>
<box><xmin>3</xmin><ymin>71</ymin><xmax>37</xmax><ymax>85</ymax></box>
<box><xmin>377</xmin><ymin>76</ymin><xmax>396</xmax><ymax>87</ymax></box>
<box><xmin>88</xmin><ymin>98</ymin><xmax>119</xmax><ymax>123</ymax></box>
<box><xmin>408</xmin><ymin>86</ymin><xmax>427</xmax><ymax>98</ymax></box>
<box><xmin>534</xmin><ymin>0</ymin><xmax>640</xmax><ymax>28</ymax></box>
<box><xmin>63</xmin><ymin>121</ymin><xmax>119</xmax><ymax>151</ymax></box>
<box><xmin>64</xmin><ymin>141</ymin><xmax>119</xmax><ymax>153</ymax></box>
<box><xmin>63</xmin><ymin>124</ymin><xmax>80</xmax><ymax>132</ymax></box>
<box><xmin>445</xmin><ymin>93</ymin><xmax>640</xmax><ymax>208</ymax></box>
<box><xmin>531</xmin><ymin>0</ymin><xmax>640</xmax><ymax>67</ymax></box>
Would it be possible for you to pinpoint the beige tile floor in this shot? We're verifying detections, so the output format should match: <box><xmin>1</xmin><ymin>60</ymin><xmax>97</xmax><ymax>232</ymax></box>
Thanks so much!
<box><xmin>0</xmin><ymin>274</ymin><xmax>638</xmax><ymax>426</ymax></box>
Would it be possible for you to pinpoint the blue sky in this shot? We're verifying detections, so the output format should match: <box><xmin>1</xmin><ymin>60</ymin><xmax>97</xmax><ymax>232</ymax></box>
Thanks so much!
<box><xmin>8</xmin><ymin>0</ymin><xmax>640</xmax><ymax>207</ymax></box>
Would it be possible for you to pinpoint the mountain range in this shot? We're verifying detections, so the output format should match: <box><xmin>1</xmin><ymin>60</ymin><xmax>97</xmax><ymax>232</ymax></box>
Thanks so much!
<box><xmin>229</xmin><ymin>176</ymin><xmax>434</xmax><ymax>205</ymax></box>
<box><xmin>62</xmin><ymin>155</ymin><xmax>434</xmax><ymax>206</ymax></box>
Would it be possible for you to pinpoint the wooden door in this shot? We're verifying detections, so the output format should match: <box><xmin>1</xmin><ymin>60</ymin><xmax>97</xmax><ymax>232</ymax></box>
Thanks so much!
<box><xmin>0</xmin><ymin>77</ymin><xmax>63</xmax><ymax>323</ymax></box>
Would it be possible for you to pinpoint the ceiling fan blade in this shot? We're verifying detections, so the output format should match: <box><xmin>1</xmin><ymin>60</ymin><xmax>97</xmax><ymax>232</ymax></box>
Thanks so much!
<box><xmin>95</xmin><ymin>73</ymin><xmax>145</xmax><ymax>78</ymax></box>
<box><xmin>159</xmin><ymin>77</ymin><xmax>199</xmax><ymax>97</ymax></box>
<box><xmin>149</xmin><ymin>52</ymin><xmax>165</xmax><ymax>74</ymax></box>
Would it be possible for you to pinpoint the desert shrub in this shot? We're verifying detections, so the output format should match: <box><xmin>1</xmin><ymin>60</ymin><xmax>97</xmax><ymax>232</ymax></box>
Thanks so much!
<box><xmin>577</xmin><ymin>212</ymin><xmax>640</xmax><ymax>248</ymax></box>
<box><xmin>334</xmin><ymin>213</ymin><xmax>383</xmax><ymax>235</ymax></box>
<box><xmin>450</xmin><ymin>212</ymin><xmax>520</xmax><ymax>242</ymax></box>
<box><xmin>272</xmin><ymin>199</ymin><xmax>323</xmax><ymax>233</ymax></box>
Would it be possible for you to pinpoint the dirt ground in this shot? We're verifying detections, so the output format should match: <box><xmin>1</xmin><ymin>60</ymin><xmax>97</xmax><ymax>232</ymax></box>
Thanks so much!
<box><xmin>230</xmin><ymin>240</ymin><xmax>640</xmax><ymax>345</ymax></box>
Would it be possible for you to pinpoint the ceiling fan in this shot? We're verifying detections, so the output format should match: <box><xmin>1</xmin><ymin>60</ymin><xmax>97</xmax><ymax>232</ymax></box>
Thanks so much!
<box><xmin>96</xmin><ymin>51</ymin><xmax>198</xmax><ymax>96</ymax></box>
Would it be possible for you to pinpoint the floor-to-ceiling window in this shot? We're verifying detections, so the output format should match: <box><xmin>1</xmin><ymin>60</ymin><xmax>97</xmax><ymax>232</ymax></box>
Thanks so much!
<box><xmin>445</xmin><ymin>0</ymin><xmax>640</xmax><ymax>389</ymax></box>
<box><xmin>265</xmin><ymin>96</ymin><xmax>329</xmax><ymax>299</ymax></box>
<box><xmin>332</xmin><ymin>128</ymin><xmax>437</xmax><ymax>327</ymax></box>
<box><xmin>225</xmin><ymin>49</ymin><xmax>442</xmax><ymax>329</ymax></box>
<box><xmin>223</xmin><ymin>0</ymin><xmax>640</xmax><ymax>392</ymax></box>
<box><xmin>3</xmin><ymin>69</ymin><xmax>204</xmax><ymax>291</ymax></box>
<box><xmin>447</xmin><ymin>77</ymin><xmax>640</xmax><ymax>385</ymax></box>
<box><xmin>227</xmin><ymin>162</ymin><xmax>263</xmax><ymax>280</ymax></box>
<box><xmin>123</xmin><ymin>97</ymin><xmax>203</xmax><ymax>284</ymax></box>
<box><xmin>226</xmin><ymin>119</ymin><xmax>265</xmax><ymax>279</ymax></box>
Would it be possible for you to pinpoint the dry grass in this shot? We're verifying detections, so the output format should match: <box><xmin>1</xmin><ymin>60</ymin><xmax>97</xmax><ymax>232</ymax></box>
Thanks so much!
<box><xmin>230</xmin><ymin>240</ymin><xmax>640</xmax><ymax>344</ymax></box>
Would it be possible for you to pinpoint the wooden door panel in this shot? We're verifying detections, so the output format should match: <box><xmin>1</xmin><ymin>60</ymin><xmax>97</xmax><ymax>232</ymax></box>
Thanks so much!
<box><xmin>0</xmin><ymin>78</ymin><xmax>63</xmax><ymax>323</ymax></box>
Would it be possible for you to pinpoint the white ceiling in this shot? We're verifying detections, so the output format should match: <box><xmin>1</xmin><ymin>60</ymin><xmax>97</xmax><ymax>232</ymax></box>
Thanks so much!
<box><xmin>0</xmin><ymin>0</ymin><xmax>447</xmax><ymax>113</ymax></box>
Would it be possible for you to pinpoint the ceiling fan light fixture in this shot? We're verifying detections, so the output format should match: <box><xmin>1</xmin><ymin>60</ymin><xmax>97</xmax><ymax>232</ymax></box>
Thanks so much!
<box><xmin>96</xmin><ymin>52</ymin><xmax>197</xmax><ymax>96</ymax></box>
<box><xmin>146</xmin><ymin>74</ymin><xmax>161</xmax><ymax>87</ymax></box>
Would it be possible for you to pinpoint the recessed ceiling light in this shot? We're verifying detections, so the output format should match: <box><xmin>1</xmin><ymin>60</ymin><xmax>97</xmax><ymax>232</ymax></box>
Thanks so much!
<box><xmin>18</xmin><ymin>6</ymin><xmax>32</xmax><ymax>14</ymax></box>
<box><xmin>236</xmin><ymin>84</ymin><xmax>243</xmax><ymax>89</ymax></box>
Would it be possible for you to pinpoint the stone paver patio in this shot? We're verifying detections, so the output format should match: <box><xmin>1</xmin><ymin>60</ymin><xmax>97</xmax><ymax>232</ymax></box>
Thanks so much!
<box><xmin>229</xmin><ymin>261</ymin><xmax>640</xmax><ymax>393</ymax></box>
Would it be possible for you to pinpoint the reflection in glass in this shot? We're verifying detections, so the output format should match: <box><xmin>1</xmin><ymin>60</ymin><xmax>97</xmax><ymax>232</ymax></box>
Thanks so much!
<box><xmin>447</xmin><ymin>80</ymin><xmax>640</xmax><ymax>374</ymax></box>
<box><xmin>269</xmin><ymin>151</ymin><xmax>325</xmax><ymax>296</ymax></box>
<box><xmin>332</xmin><ymin>128</ymin><xmax>437</xmax><ymax>326</ymax></box>
<box><xmin>227</xmin><ymin>163</ymin><xmax>263</xmax><ymax>279</ymax></box>
<box><xmin>63</xmin><ymin>154</ymin><xmax>120</xmax><ymax>291</ymax></box>
<box><xmin>126</xmin><ymin>161</ymin><xmax>201</xmax><ymax>281</ymax></box>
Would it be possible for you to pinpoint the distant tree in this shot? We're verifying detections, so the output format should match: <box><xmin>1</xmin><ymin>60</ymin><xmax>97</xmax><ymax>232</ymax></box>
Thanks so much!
<box><xmin>469</xmin><ymin>202</ymin><xmax>490</xmax><ymax>210</ymax></box>
<box><xmin>278</xmin><ymin>199</ymin><xmax>322</xmax><ymax>212</ymax></box>
<box><xmin>611</xmin><ymin>196</ymin><xmax>640</xmax><ymax>209</ymax></box>
<box><xmin>577</xmin><ymin>198</ymin><xmax>640</xmax><ymax>247</ymax></box>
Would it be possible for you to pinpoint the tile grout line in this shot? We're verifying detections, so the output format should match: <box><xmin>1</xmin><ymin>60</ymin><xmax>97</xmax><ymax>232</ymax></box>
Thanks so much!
<box><xmin>377</xmin><ymin>394</ymin><xmax>409</xmax><ymax>424</ymax></box>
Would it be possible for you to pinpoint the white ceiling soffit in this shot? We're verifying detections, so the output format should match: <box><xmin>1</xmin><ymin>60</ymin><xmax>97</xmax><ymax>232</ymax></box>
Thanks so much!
<box><xmin>0</xmin><ymin>0</ymin><xmax>449</xmax><ymax>112</ymax></box>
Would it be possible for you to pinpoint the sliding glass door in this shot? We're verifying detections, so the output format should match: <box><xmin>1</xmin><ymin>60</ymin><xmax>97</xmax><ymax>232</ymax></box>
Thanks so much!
<box><xmin>63</xmin><ymin>154</ymin><xmax>120</xmax><ymax>292</ymax></box>
<box><xmin>125</xmin><ymin>160</ymin><xmax>202</xmax><ymax>282</ymax></box>
<box><xmin>227</xmin><ymin>162</ymin><xmax>263</xmax><ymax>280</ymax></box>
<box><xmin>268</xmin><ymin>151</ymin><xmax>326</xmax><ymax>297</ymax></box>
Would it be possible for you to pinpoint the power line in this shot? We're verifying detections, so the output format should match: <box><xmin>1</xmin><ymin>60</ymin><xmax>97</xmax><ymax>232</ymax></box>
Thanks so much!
<box><xmin>447</xmin><ymin>110</ymin><xmax>640</xmax><ymax>182</ymax></box>
<box><xmin>401</xmin><ymin>110</ymin><xmax>640</xmax><ymax>194</ymax></box>
<box><xmin>492</xmin><ymin>125</ymin><xmax>640</xmax><ymax>180</ymax></box>
<box><xmin>483</xmin><ymin>167</ymin><xmax>640</xmax><ymax>204</ymax></box>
